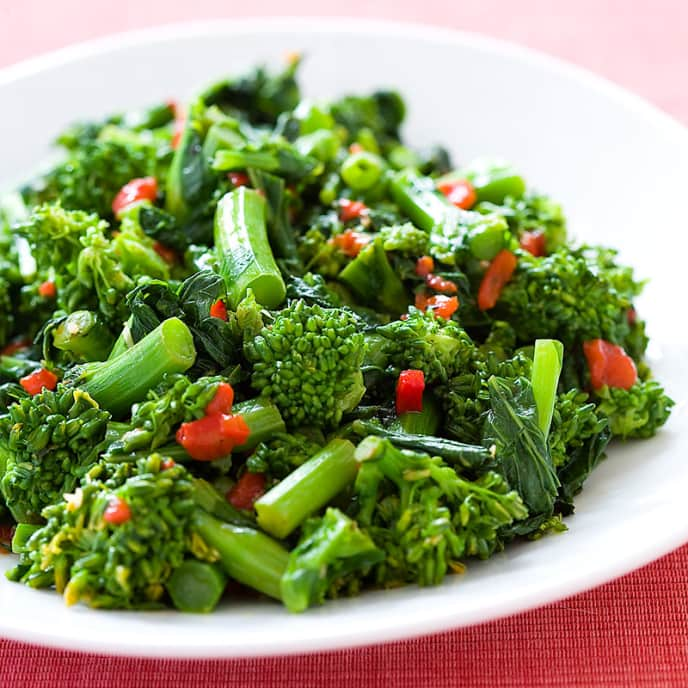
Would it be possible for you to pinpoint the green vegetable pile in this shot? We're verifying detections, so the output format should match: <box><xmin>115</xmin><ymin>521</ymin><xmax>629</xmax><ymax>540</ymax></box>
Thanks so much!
<box><xmin>0</xmin><ymin>58</ymin><xmax>673</xmax><ymax>614</ymax></box>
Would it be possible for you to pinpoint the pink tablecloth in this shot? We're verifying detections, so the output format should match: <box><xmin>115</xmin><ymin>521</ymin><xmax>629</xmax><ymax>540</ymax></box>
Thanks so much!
<box><xmin>1</xmin><ymin>2</ymin><xmax>687</xmax><ymax>686</ymax></box>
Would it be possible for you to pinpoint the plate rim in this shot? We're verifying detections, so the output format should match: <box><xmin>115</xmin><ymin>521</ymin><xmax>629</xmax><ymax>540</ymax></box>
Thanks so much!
<box><xmin>1</xmin><ymin>16</ymin><xmax>687</xmax><ymax>658</ymax></box>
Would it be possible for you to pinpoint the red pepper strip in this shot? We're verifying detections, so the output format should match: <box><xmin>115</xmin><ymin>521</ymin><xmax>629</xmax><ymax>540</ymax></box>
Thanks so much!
<box><xmin>112</xmin><ymin>177</ymin><xmax>158</xmax><ymax>216</ymax></box>
<box><xmin>205</xmin><ymin>382</ymin><xmax>235</xmax><ymax>416</ymax></box>
<box><xmin>152</xmin><ymin>241</ymin><xmax>178</xmax><ymax>265</ymax></box>
<box><xmin>38</xmin><ymin>280</ymin><xmax>56</xmax><ymax>298</ymax></box>
<box><xmin>437</xmin><ymin>179</ymin><xmax>477</xmax><ymax>210</ymax></box>
<box><xmin>228</xmin><ymin>172</ymin><xmax>250</xmax><ymax>188</ymax></box>
<box><xmin>477</xmin><ymin>249</ymin><xmax>518</xmax><ymax>311</ymax></box>
<box><xmin>519</xmin><ymin>230</ymin><xmax>546</xmax><ymax>257</ymax></box>
<box><xmin>415</xmin><ymin>255</ymin><xmax>434</xmax><ymax>277</ymax></box>
<box><xmin>176</xmin><ymin>413</ymin><xmax>250</xmax><ymax>461</ymax></box>
<box><xmin>210</xmin><ymin>298</ymin><xmax>228</xmax><ymax>321</ymax></box>
<box><xmin>20</xmin><ymin>368</ymin><xmax>58</xmax><ymax>396</ymax></box>
<box><xmin>396</xmin><ymin>369</ymin><xmax>425</xmax><ymax>414</ymax></box>
<box><xmin>348</xmin><ymin>142</ymin><xmax>364</xmax><ymax>154</ymax></box>
<box><xmin>338</xmin><ymin>199</ymin><xmax>368</xmax><ymax>223</ymax></box>
<box><xmin>161</xmin><ymin>458</ymin><xmax>176</xmax><ymax>471</ymax></box>
<box><xmin>103</xmin><ymin>497</ymin><xmax>132</xmax><ymax>525</ymax></box>
<box><xmin>227</xmin><ymin>472</ymin><xmax>267</xmax><ymax>510</ymax></box>
<box><xmin>583</xmin><ymin>339</ymin><xmax>638</xmax><ymax>390</ymax></box>
<box><xmin>0</xmin><ymin>340</ymin><xmax>30</xmax><ymax>356</ymax></box>
<box><xmin>426</xmin><ymin>295</ymin><xmax>459</xmax><ymax>319</ymax></box>
<box><xmin>425</xmin><ymin>274</ymin><xmax>458</xmax><ymax>294</ymax></box>
<box><xmin>330</xmin><ymin>229</ymin><xmax>372</xmax><ymax>258</ymax></box>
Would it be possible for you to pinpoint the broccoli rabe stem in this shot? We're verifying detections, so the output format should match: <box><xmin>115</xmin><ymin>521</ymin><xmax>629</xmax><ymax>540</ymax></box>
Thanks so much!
<box><xmin>232</xmin><ymin>398</ymin><xmax>287</xmax><ymax>452</ymax></box>
<box><xmin>77</xmin><ymin>317</ymin><xmax>196</xmax><ymax>418</ymax></box>
<box><xmin>214</xmin><ymin>188</ymin><xmax>286</xmax><ymax>309</ymax></box>
<box><xmin>388</xmin><ymin>170</ymin><xmax>455</xmax><ymax>232</ymax></box>
<box><xmin>352</xmin><ymin>419</ymin><xmax>491</xmax><ymax>471</ymax></box>
<box><xmin>255</xmin><ymin>439</ymin><xmax>357</xmax><ymax>539</ymax></box>
<box><xmin>191</xmin><ymin>510</ymin><xmax>289</xmax><ymax>600</ymax></box>
<box><xmin>338</xmin><ymin>238</ymin><xmax>409</xmax><ymax>314</ymax></box>
<box><xmin>166</xmin><ymin>559</ymin><xmax>228</xmax><ymax>613</ymax></box>
<box><xmin>531</xmin><ymin>339</ymin><xmax>564</xmax><ymax>437</ymax></box>
<box><xmin>441</xmin><ymin>159</ymin><xmax>526</xmax><ymax>204</ymax></box>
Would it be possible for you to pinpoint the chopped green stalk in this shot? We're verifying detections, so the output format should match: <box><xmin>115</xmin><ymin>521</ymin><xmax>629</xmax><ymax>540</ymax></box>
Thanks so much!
<box><xmin>52</xmin><ymin>311</ymin><xmax>113</xmax><ymax>362</ymax></box>
<box><xmin>77</xmin><ymin>317</ymin><xmax>196</xmax><ymax>418</ymax></box>
<box><xmin>531</xmin><ymin>339</ymin><xmax>564</xmax><ymax>437</ymax></box>
<box><xmin>341</xmin><ymin>151</ymin><xmax>384</xmax><ymax>190</ymax></box>
<box><xmin>352</xmin><ymin>419</ymin><xmax>490</xmax><ymax>470</ymax></box>
<box><xmin>191</xmin><ymin>510</ymin><xmax>288</xmax><ymax>600</ymax></box>
<box><xmin>214</xmin><ymin>188</ymin><xmax>286</xmax><ymax>309</ymax></box>
<box><xmin>255</xmin><ymin>439</ymin><xmax>357</xmax><ymax>539</ymax></box>
<box><xmin>11</xmin><ymin>524</ymin><xmax>41</xmax><ymax>553</ymax></box>
<box><xmin>339</xmin><ymin>238</ymin><xmax>409</xmax><ymax>314</ymax></box>
<box><xmin>468</xmin><ymin>221</ymin><xmax>508</xmax><ymax>260</ymax></box>
<box><xmin>166</xmin><ymin>560</ymin><xmax>227</xmax><ymax>613</ymax></box>
<box><xmin>441</xmin><ymin>159</ymin><xmax>526</xmax><ymax>204</ymax></box>
<box><xmin>232</xmin><ymin>398</ymin><xmax>287</xmax><ymax>451</ymax></box>
<box><xmin>391</xmin><ymin>394</ymin><xmax>441</xmax><ymax>435</ymax></box>
<box><xmin>388</xmin><ymin>170</ymin><xmax>455</xmax><ymax>232</ymax></box>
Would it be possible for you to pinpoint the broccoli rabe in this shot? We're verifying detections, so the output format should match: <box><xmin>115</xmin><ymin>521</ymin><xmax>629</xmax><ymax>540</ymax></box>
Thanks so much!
<box><xmin>246</xmin><ymin>431</ymin><xmax>323</xmax><ymax>482</ymax></box>
<box><xmin>0</xmin><ymin>386</ymin><xmax>111</xmax><ymax>523</ymax></box>
<box><xmin>353</xmin><ymin>436</ymin><xmax>527</xmax><ymax>587</ymax></box>
<box><xmin>245</xmin><ymin>300</ymin><xmax>366</xmax><ymax>429</ymax></box>
<box><xmin>24</xmin><ymin>130</ymin><xmax>167</xmax><ymax>219</ymax></box>
<box><xmin>9</xmin><ymin>453</ymin><xmax>289</xmax><ymax>609</ymax></box>
<box><xmin>18</xmin><ymin>204</ymin><xmax>168</xmax><ymax>329</ymax></box>
<box><xmin>594</xmin><ymin>381</ymin><xmax>674</xmax><ymax>439</ymax></box>
<box><xmin>493</xmin><ymin>247</ymin><xmax>642</xmax><ymax>350</ymax></box>
<box><xmin>281</xmin><ymin>508</ymin><xmax>383</xmax><ymax>612</ymax></box>
<box><xmin>366</xmin><ymin>308</ymin><xmax>475</xmax><ymax>384</ymax></box>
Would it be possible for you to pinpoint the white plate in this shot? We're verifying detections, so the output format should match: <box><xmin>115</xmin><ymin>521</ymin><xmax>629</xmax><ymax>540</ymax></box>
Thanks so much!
<box><xmin>0</xmin><ymin>18</ymin><xmax>687</xmax><ymax>658</ymax></box>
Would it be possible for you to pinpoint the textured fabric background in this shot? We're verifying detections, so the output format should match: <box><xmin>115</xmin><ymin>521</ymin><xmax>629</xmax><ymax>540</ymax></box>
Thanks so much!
<box><xmin>1</xmin><ymin>2</ymin><xmax>687</xmax><ymax>686</ymax></box>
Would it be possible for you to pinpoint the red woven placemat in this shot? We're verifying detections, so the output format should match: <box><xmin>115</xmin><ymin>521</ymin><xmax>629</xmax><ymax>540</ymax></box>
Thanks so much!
<box><xmin>1</xmin><ymin>2</ymin><xmax>687</xmax><ymax>686</ymax></box>
<box><xmin>2</xmin><ymin>543</ymin><xmax>687</xmax><ymax>688</ymax></box>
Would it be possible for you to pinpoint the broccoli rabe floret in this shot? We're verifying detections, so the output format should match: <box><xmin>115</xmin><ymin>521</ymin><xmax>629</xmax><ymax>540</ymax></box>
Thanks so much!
<box><xmin>353</xmin><ymin>436</ymin><xmax>527</xmax><ymax>587</ymax></box>
<box><xmin>18</xmin><ymin>204</ymin><xmax>168</xmax><ymax>328</ymax></box>
<box><xmin>493</xmin><ymin>247</ymin><xmax>642</xmax><ymax>351</ymax></box>
<box><xmin>438</xmin><ymin>350</ymin><xmax>533</xmax><ymax>444</ymax></box>
<box><xmin>281</xmin><ymin>507</ymin><xmax>383</xmax><ymax>612</ymax></box>
<box><xmin>246</xmin><ymin>431</ymin><xmax>323</xmax><ymax>482</ymax></box>
<box><xmin>478</xmin><ymin>192</ymin><xmax>567</xmax><ymax>253</ymax></box>
<box><xmin>245</xmin><ymin>300</ymin><xmax>366</xmax><ymax>429</ymax></box>
<box><xmin>0</xmin><ymin>385</ymin><xmax>111</xmax><ymax>523</ymax></box>
<box><xmin>24</xmin><ymin>128</ymin><xmax>168</xmax><ymax>219</ymax></box>
<box><xmin>8</xmin><ymin>453</ymin><xmax>289</xmax><ymax>609</ymax></box>
<box><xmin>367</xmin><ymin>308</ymin><xmax>475</xmax><ymax>384</ymax></box>
<box><xmin>548</xmin><ymin>389</ymin><xmax>609</xmax><ymax>468</ymax></box>
<box><xmin>378</xmin><ymin>223</ymin><xmax>429</xmax><ymax>256</ymax></box>
<box><xmin>594</xmin><ymin>381</ymin><xmax>673</xmax><ymax>439</ymax></box>
<box><xmin>106</xmin><ymin>374</ymin><xmax>225</xmax><ymax>456</ymax></box>
<box><xmin>9</xmin><ymin>454</ymin><xmax>197</xmax><ymax>608</ymax></box>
